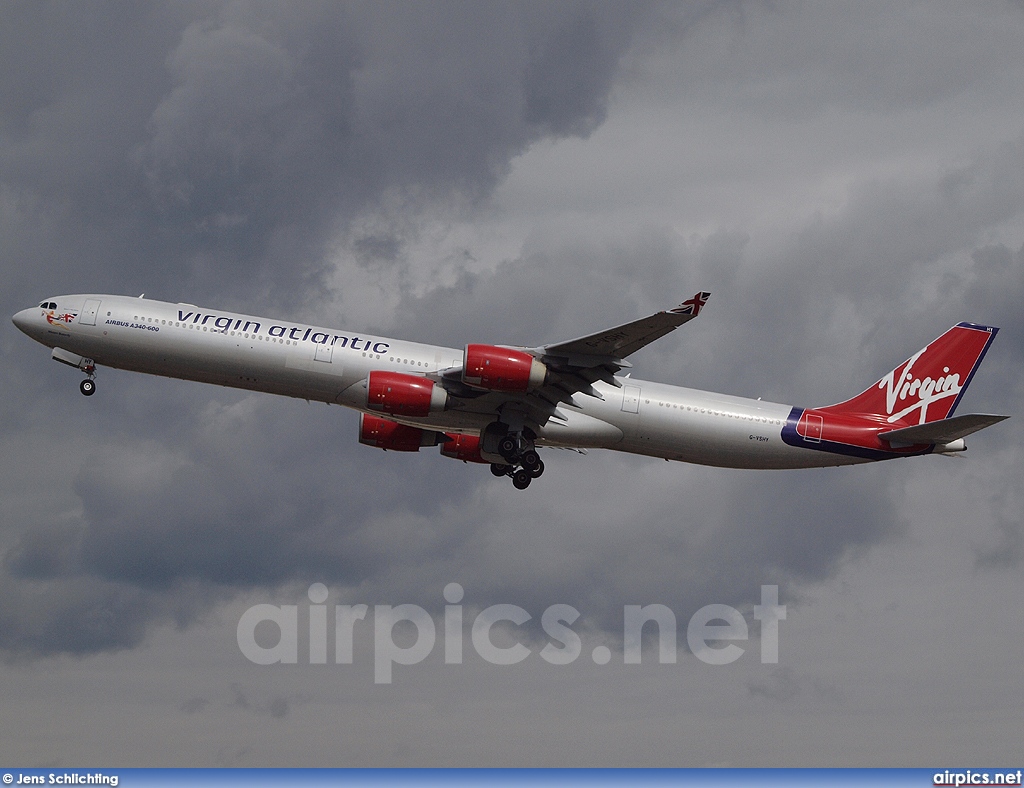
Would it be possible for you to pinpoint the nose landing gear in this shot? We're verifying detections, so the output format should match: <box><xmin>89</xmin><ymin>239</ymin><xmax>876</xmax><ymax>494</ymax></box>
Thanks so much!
<box><xmin>79</xmin><ymin>361</ymin><xmax>96</xmax><ymax>396</ymax></box>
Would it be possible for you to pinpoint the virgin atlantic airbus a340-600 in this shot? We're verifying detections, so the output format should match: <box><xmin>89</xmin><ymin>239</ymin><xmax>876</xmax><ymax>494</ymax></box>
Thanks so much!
<box><xmin>13</xmin><ymin>292</ymin><xmax>1008</xmax><ymax>489</ymax></box>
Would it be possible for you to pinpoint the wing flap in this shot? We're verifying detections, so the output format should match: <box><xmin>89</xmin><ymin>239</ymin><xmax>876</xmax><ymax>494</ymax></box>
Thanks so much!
<box><xmin>879</xmin><ymin>413</ymin><xmax>1009</xmax><ymax>444</ymax></box>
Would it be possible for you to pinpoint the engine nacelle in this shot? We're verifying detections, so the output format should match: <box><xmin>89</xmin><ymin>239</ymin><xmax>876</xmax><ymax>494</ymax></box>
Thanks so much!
<box><xmin>462</xmin><ymin>344</ymin><xmax>546</xmax><ymax>392</ymax></box>
<box><xmin>439</xmin><ymin>433</ymin><xmax>488</xmax><ymax>464</ymax></box>
<box><xmin>366</xmin><ymin>370</ymin><xmax>447</xmax><ymax>417</ymax></box>
<box><xmin>359</xmin><ymin>414</ymin><xmax>442</xmax><ymax>452</ymax></box>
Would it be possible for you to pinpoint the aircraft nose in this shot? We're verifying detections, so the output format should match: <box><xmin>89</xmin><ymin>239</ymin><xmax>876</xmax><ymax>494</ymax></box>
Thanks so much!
<box><xmin>12</xmin><ymin>308</ymin><xmax>35</xmax><ymax>335</ymax></box>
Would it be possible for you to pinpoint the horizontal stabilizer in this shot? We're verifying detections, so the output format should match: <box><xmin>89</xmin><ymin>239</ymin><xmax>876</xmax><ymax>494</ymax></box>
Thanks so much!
<box><xmin>879</xmin><ymin>413</ymin><xmax>1009</xmax><ymax>445</ymax></box>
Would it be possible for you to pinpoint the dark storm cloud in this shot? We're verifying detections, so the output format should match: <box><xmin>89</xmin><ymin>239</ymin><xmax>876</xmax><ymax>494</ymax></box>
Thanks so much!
<box><xmin>1</xmin><ymin>0</ymin><xmax>1019</xmax><ymax>670</ymax></box>
<box><xmin>1</xmin><ymin>0</ymin><xmax>655</xmax><ymax>315</ymax></box>
<box><xmin>0</xmin><ymin>387</ymin><xmax>498</xmax><ymax>656</ymax></box>
<box><xmin>0</xmin><ymin>571</ymin><xmax>219</xmax><ymax>659</ymax></box>
<box><xmin>12</xmin><ymin>126</ymin><xmax>1018</xmax><ymax>658</ymax></box>
<box><xmin>0</xmin><ymin>0</ymin><xmax>661</xmax><ymax>657</ymax></box>
<box><xmin>1</xmin><ymin>2</ymin><xmax>1022</xmax><ymax>769</ymax></box>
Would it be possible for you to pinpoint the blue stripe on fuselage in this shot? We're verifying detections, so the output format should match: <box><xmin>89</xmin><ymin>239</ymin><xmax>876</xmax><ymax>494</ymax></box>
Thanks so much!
<box><xmin>780</xmin><ymin>407</ymin><xmax>933</xmax><ymax>462</ymax></box>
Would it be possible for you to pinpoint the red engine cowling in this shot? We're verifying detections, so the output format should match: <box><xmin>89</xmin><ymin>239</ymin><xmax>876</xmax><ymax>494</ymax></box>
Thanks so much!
<box><xmin>462</xmin><ymin>344</ymin><xmax>546</xmax><ymax>392</ymax></box>
<box><xmin>359</xmin><ymin>414</ymin><xmax>438</xmax><ymax>452</ymax></box>
<box><xmin>439</xmin><ymin>433</ymin><xmax>488</xmax><ymax>464</ymax></box>
<box><xmin>366</xmin><ymin>371</ymin><xmax>447</xmax><ymax>417</ymax></box>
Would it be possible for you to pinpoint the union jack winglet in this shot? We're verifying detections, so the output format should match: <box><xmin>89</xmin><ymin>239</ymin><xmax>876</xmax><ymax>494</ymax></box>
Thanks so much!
<box><xmin>672</xmin><ymin>291</ymin><xmax>711</xmax><ymax>316</ymax></box>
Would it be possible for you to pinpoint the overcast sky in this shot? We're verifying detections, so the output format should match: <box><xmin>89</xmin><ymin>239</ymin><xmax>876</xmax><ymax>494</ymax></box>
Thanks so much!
<box><xmin>1</xmin><ymin>0</ymin><xmax>1022</xmax><ymax>768</ymax></box>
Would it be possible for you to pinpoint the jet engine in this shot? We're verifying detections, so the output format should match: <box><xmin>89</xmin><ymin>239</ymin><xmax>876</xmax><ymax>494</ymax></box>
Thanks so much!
<box><xmin>462</xmin><ymin>344</ymin><xmax>546</xmax><ymax>392</ymax></box>
<box><xmin>439</xmin><ymin>433</ymin><xmax>488</xmax><ymax>464</ymax></box>
<box><xmin>358</xmin><ymin>413</ymin><xmax>443</xmax><ymax>452</ymax></box>
<box><xmin>366</xmin><ymin>371</ymin><xmax>447</xmax><ymax>417</ymax></box>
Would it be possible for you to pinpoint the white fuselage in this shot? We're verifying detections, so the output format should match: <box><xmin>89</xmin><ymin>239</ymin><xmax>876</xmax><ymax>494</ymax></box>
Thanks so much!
<box><xmin>13</xmin><ymin>294</ymin><xmax>864</xmax><ymax>470</ymax></box>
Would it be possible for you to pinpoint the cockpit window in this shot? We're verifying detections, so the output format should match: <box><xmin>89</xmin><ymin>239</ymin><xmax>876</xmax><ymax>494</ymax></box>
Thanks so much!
<box><xmin>39</xmin><ymin>301</ymin><xmax>57</xmax><ymax>309</ymax></box>
<box><xmin>39</xmin><ymin>302</ymin><xmax>47</xmax><ymax>308</ymax></box>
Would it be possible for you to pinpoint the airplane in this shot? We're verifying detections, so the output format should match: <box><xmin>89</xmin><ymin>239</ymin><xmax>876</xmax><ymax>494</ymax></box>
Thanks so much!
<box><xmin>12</xmin><ymin>292</ymin><xmax>1009</xmax><ymax>489</ymax></box>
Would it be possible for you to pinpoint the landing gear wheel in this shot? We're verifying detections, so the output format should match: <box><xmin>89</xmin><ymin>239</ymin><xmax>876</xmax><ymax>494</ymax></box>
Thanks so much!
<box><xmin>521</xmin><ymin>449</ymin><xmax>541</xmax><ymax>471</ymax></box>
<box><xmin>527</xmin><ymin>459</ymin><xmax>545</xmax><ymax>478</ymax></box>
<box><xmin>498</xmin><ymin>435</ymin><xmax>518</xmax><ymax>460</ymax></box>
<box><xmin>80</xmin><ymin>379</ymin><xmax>96</xmax><ymax>396</ymax></box>
<box><xmin>512</xmin><ymin>469</ymin><xmax>532</xmax><ymax>490</ymax></box>
<box><xmin>490</xmin><ymin>463</ymin><xmax>512</xmax><ymax>477</ymax></box>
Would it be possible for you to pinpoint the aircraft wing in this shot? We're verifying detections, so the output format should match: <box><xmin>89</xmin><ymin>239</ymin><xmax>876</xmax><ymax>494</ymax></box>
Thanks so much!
<box><xmin>536</xmin><ymin>292</ymin><xmax>711</xmax><ymax>365</ymax></box>
<box><xmin>439</xmin><ymin>292</ymin><xmax>710</xmax><ymax>427</ymax></box>
<box><xmin>527</xmin><ymin>292</ymin><xmax>711</xmax><ymax>410</ymax></box>
<box><xmin>879</xmin><ymin>413</ymin><xmax>1009</xmax><ymax>444</ymax></box>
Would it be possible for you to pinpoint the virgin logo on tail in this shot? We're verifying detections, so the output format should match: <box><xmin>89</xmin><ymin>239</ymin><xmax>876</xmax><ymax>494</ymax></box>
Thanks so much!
<box><xmin>879</xmin><ymin>348</ymin><xmax>963</xmax><ymax>424</ymax></box>
<box><xmin>821</xmin><ymin>323</ymin><xmax>996</xmax><ymax>426</ymax></box>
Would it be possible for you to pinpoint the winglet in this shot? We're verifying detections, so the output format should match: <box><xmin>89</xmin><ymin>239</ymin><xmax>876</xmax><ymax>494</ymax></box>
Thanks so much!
<box><xmin>670</xmin><ymin>291</ymin><xmax>711</xmax><ymax>317</ymax></box>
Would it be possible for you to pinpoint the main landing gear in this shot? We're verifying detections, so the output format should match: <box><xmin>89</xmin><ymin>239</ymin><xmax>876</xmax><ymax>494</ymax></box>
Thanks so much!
<box><xmin>490</xmin><ymin>434</ymin><xmax>544</xmax><ymax>490</ymax></box>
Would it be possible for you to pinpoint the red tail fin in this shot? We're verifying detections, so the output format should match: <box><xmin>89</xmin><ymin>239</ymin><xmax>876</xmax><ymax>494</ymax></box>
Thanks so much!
<box><xmin>821</xmin><ymin>323</ymin><xmax>999</xmax><ymax>426</ymax></box>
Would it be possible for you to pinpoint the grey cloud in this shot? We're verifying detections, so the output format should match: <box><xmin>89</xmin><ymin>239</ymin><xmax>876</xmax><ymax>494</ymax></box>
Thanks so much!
<box><xmin>747</xmin><ymin>666</ymin><xmax>843</xmax><ymax>704</ymax></box>
<box><xmin>180</xmin><ymin>696</ymin><xmax>210</xmax><ymax>714</ymax></box>
<box><xmin>2</xmin><ymin>1</ymin><xmax>656</xmax><ymax>314</ymax></box>
<box><xmin>1</xmin><ymin>3</ymin><xmax>1021</xmax><ymax>766</ymax></box>
<box><xmin>657</xmin><ymin>1</ymin><xmax>1023</xmax><ymax>116</ymax></box>
<box><xmin>972</xmin><ymin>460</ymin><xmax>1024</xmax><ymax>571</ymax></box>
<box><xmin>1</xmin><ymin>0</ymin><xmax>664</xmax><ymax>657</ymax></box>
<box><xmin>975</xmin><ymin>514</ymin><xmax>1023</xmax><ymax>570</ymax></box>
<box><xmin>390</xmin><ymin>225</ymin><xmax>703</xmax><ymax>347</ymax></box>
<box><xmin>747</xmin><ymin>665</ymin><xmax>801</xmax><ymax>701</ymax></box>
<box><xmin>0</xmin><ymin>574</ymin><xmax>153</xmax><ymax>659</ymax></box>
<box><xmin>229</xmin><ymin>682</ymin><xmax>298</xmax><ymax>720</ymax></box>
<box><xmin>23</xmin><ymin>115</ymin><xmax>1018</xmax><ymax>656</ymax></box>
<box><xmin>230</xmin><ymin>682</ymin><xmax>250</xmax><ymax>710</ymax></box>
<box><xmin>268</xmin><ymin>696</ymin><xmax>290</xmax><ymax>719</ymax></box>
<box><xmin>521</xmin><ymin>6</ymin><xmax>635</xmax><ymax>137</ymax></box>
<box><xmin>5</xmin><ymin>521</ymin><xmax>85</xmax><ymax>580</ymax></box>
